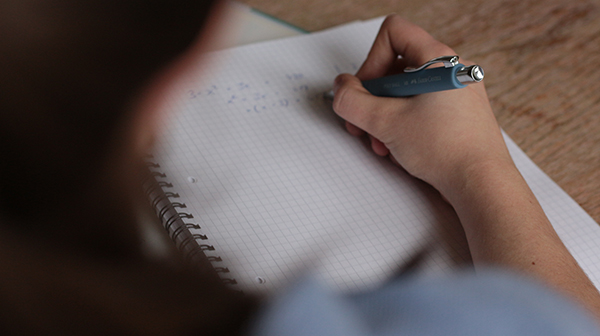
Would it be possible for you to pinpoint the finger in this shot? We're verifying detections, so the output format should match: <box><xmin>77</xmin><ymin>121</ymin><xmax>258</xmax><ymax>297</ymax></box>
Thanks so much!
<box><xmin>369</xmin><ymin>135</ymin><xmax>390</xmax><ymax>156</ymax></box>
<box><xmin>332</xmin><ymin>73</ymin><xmax>404</xmax><ymax>136</ymax></box>
<box><xmin>386</xmin><ymin>56</ymin><xmax>410</xmax><ymax>76</ymax></box>
<box><xmin>356</xmin><ymin>14</ymin><xmax>456</xmax><ymax>81</ymax></box>
<box><xmin>345</xmin><ymin>121</ymin><xmax>365</xmax><ymax>137</ymax></box>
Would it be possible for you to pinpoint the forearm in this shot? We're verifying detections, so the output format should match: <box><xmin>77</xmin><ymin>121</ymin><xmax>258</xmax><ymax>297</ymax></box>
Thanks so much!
<box><xmin>442</xmin><ymin>160</ymin><xmax>600</xmax><ymax>319</ymax></box>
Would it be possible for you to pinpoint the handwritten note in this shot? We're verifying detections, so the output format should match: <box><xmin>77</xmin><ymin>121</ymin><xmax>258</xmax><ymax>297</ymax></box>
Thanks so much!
<box><xmin>186</xmin><ymin>74</ymin><xmax>315</xmax><ymax>114</ymax></box>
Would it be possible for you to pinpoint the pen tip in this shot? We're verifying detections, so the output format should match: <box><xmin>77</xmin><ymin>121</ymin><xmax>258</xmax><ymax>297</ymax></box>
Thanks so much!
<box><xmin>323</xmin><ymin>90</ymin><xmax>335</xmax><ymax>101</ymax></box>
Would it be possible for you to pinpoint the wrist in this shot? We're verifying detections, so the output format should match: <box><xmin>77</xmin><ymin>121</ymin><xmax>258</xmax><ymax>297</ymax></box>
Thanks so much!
<box><xmin>436</xmin><ymin>157</ymin><xmax>524</xmax><ymax>209</ymax></box>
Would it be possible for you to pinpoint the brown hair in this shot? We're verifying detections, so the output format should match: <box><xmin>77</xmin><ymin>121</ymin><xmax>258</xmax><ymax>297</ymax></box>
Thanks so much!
<box><xmin>0</xmin><ymin>1</ymin><xmax>258</xmax><ymax>333</ymax></box>
<box><xmin>0</xmin><ymin>0</ymin><xmax>217</xmax><ymax>247</ymax></box>
<box><xmin>0</xmin><ymin>0</ymin><xmax>213</xmax><ymax>217</ymax></box>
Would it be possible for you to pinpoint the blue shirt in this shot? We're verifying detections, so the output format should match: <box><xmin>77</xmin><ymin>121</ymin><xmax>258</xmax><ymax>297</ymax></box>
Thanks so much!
<box><xmin>250</xmin><ymin>269</ymin><xmax>600</xmax><ymax>336</ymax></box>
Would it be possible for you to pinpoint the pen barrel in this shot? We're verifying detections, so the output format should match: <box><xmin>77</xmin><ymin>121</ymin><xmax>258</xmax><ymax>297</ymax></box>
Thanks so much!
<box><xmin>362</xmin><ymin>64</ymin><xmax>466</xmax><ymax>97</ymax></box>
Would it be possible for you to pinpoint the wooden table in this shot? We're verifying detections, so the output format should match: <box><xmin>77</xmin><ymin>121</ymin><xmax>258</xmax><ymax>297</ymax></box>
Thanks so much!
<box><xmin>240</xmin><ymin>0</ymin><xmax>600</xmax><ymax>224</ymax></box>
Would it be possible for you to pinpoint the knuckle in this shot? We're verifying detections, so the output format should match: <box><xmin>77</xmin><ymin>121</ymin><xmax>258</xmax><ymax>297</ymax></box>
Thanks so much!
<box><xmin>331</xmin><ymin>88</ymin><xmax>347</xmax><ymax>115</ymax></box>
<box><xmin>434</xmin><ymin>43</ymin><xmax>456</xmax><ymax>58</ymax></box>
<box><xmin>382</xmin><ymin>14</ymin><xmax>402</xmax><ymax>28</ymax></box>
<box><xmin>415</xmin><ymin>42</ymin><xmax>456</xmax><ymax>66</ymax></box>
<box><xmin>331</xmin><ymin>75</ymin><xmax>355</xmax><ymax>115</ymax></box>
<box><xmin>332</xmin><ymin>86</ymin><xmax>374</xmax><ymax>131</ymax></box>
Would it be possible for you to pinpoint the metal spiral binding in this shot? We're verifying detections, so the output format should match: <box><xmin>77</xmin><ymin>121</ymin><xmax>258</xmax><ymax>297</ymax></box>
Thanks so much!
<box><xmin>142</xmin><ymin>162</ymin><xmax>238</xmax><ymax>286</ymax></box>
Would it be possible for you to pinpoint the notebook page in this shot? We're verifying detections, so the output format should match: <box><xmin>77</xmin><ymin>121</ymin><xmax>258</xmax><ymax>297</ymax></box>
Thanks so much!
<box><xmin>155</xmin><ymin>18</ymin><xmax>600</xmax><ymax>295</ymax></box>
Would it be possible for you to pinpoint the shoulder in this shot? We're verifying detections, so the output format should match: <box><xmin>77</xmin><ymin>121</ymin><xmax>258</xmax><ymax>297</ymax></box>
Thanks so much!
<box><xmin>248</xmin><ymin>269</ymin><xmax>600</xmax><ymax>336</ymax></box>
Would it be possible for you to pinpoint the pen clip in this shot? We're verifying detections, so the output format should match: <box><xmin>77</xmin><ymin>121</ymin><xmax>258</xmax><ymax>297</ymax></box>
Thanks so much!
<box><xmin>403</xmin><ymin>55</ymin><xmax>459</xmax><ymax>73</ymax></box>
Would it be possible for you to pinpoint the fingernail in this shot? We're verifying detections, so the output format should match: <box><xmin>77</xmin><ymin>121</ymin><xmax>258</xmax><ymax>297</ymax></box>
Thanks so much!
<box><xmin>333</xmin><ymin>75</ymin><xmax>343</xmax><ymax>95</ymax></box>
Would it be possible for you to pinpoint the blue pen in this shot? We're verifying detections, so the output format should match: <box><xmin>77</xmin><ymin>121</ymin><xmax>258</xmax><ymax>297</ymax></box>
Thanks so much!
<box><xmin>325</xmin><ymin>55</ymin><xmax>484</xmax><ymax>99</ymax></box>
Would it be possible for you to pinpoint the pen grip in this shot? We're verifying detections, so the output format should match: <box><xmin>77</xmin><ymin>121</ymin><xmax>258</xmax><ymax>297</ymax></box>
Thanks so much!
<box><xmin>362</xmin><ymin>64</ymin><xmax>466</xmax><ymax>97</ymax></box>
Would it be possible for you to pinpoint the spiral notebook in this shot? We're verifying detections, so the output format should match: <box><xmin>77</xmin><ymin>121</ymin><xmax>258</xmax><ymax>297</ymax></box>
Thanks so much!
<box><xmin>147</xmin><ymin>18</ymin><xmax>600</xmax><ymax>296</ymax></box>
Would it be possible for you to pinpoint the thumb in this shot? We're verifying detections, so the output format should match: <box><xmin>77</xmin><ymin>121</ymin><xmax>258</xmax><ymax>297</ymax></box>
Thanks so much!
<box><xmin>332</xmin><ymin>73</ymin><xmax>399</xmax><ymax>137</ymax></box>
